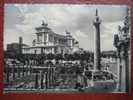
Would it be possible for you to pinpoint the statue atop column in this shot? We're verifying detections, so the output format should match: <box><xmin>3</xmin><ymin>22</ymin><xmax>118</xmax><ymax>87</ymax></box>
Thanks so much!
<box><xmin>42</xmin><ymin>20</ymin><xmax>48</xmax><ymax>27</ymax></box>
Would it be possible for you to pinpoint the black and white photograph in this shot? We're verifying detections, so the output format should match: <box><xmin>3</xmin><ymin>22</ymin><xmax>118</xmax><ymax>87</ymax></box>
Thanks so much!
<box><xmin>3</xmin><ymin>4</ymin><xmax>131</xmax><ymax>93</ymax></box>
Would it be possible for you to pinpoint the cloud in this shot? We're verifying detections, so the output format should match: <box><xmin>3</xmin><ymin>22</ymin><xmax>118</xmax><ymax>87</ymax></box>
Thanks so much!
<box><xmin>4</xmin><ymin>5</ymin><xmax>25</xmax><ymax>29</ymax></box>
<box><xmin>75</xmin><ymin>30</ymin><xmax>88</xmax><ymax>38</ymax></box>
<box><xmin>4</xmin><ymin>4</ymin><xmax>128</xmax><ymax>51</ymax></box>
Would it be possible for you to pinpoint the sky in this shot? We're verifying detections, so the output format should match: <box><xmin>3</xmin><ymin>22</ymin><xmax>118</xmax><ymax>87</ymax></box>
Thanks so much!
<box><xmin>4</xmin><ymin>4</ymin><xmax>129</xmax><ymax>51</ymax></box>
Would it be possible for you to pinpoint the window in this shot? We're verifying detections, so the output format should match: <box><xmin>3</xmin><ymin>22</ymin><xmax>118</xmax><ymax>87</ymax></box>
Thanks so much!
<box><xmin>37</xmin><ymin>34</ymin><xmax>42</xmax><ymax>43</ymax></box>
<box><xmin>44</xmin><ymin>33</ymin><xmax>47</xmax><ymax>42</ymax></box>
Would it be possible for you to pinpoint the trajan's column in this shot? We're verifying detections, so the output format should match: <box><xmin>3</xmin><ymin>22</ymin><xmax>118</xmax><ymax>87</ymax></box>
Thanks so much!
<box><xmin>93</xmin><ymin>9</ymin><xmax>102</xmax><ymax>70</ymax></box>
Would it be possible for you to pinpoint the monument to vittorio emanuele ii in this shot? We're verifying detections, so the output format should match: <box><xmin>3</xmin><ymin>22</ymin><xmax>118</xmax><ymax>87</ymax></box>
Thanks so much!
<box><xmin>22</xmin><ymin>21</ymin><xmax>79</xmax><ymax>54</ymax></box>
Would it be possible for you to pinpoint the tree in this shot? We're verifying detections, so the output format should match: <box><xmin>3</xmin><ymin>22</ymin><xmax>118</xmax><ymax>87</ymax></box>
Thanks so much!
<box><xmin>79</xmin><ymin>51</ymin><xmax>90</xmax><ymax>65</ymax></box>
<box><xmin>55</xmin><ymin>53</ymin><xmax>63</xmax><ymax>62</ymax></box>
<box><xmin>64</xmin><ymin>53</ymin><xmax>71</xmax><ymax>61</ymax></box>
<box><xmin>73</xmin><ymin>52</ymin><xmax>80</xmax><ymax>60</ymax></box>
<box><xmin>47</xmin><ymin>53</ymin><xmax>54</xmax><ymax>60</ymax></box>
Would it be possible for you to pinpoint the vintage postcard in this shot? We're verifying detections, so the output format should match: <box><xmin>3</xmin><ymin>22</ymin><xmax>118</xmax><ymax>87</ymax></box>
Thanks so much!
<box><xmin>3</xmin><ymin>4</ymin><xmax>131</xmax><ymax>93</ymax></box>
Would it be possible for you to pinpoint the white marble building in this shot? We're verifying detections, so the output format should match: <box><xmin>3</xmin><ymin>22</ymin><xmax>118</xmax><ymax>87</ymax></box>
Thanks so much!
<box><xmin>22</xmin><ymin>21</ymin><xmax>79</xmax><ymax>54</ymax></box>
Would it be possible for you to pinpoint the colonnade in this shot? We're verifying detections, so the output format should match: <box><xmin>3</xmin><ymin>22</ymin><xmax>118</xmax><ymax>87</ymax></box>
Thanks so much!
<box><xmin>4</xmin><ymin>64</ymin><xmax>55</xmax><ymax>89</ymax></box>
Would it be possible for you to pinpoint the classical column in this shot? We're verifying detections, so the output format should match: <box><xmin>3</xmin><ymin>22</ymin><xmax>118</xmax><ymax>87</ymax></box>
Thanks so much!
<box><xmin>93</xmin><ymin>9</ymin><xmax>101</xmax><ymax>70</ymax></box>
<box><xmin>124</xmin><ymin>7</ymin><xmax>130</xmax><ymax>92</ymax></box>
<box><xmin>47</xmin><ymin>33</ymin><xmax>49</xmax><ymax>44</ymax></box>
<box><xmin>22</xmin><ymin>65</ymin><xmax>25</xmax><ymax>77</ymax></box>
<box><xmin>113</xmin><ymin>7</ymin><xmax>130</xmax><ymax>92</ymax></box>
<box><xmin>41</xmin><ymin>48</ymin><xmax>43</xmax><ymax>54</ymax></box>
<box><xmin>45</xmin><ymin>72</ymin><xmax>48</xmax><ymax>89</ymax></box>
<box><xmin>17</xmin><ymin>65</ymin><xmax>20</xmax><ymax>78</ymax></box>
<box><xmin>51</xmin><ymin>67</ymin><xmax>54</xmax><ymax>88</ymax></box>
<box><xmin>12</xmin><ymin>66</ymin><xmax>15</xmax><ymax>80</ymax></box>
<box><xmin>40</xmin><ymin>71</ymin><xmax>45</xmax><ymax>89</ymax></box>
<box><xmin>6</xmin><ymin>65</ymin><xmax>10</xmax><ymax>83</ymax></box>
<box><xmin>30</xmin><ymin>65</ymin><xmax>32</xmax><ymax>75</ymax></box>
<box><xmin>25</xmin><ymin>65</ymin><xmax>28</xmax><ymax>76</ymax></box>
<box><xmin>35</xmin><ymin>71</ymin><xmax>39</xmax><ymax>89</ymax></box>
<box><xmin>123</xmin><ymin>46</ymin><xmax>129</xmax><ymax>92</ymax></box>
<box><xmin>49</xmin><ymin>67</ymin><xmax>52</xmax><ymax>88</ymax></box>
<box><xmin>47</xmin><ymin>68</ymin><xmax>50</xmax><ymax>88</ymax></box>
<box><xmin>42</xmin><ymin>33</ymin><xmax>44</xmax><ymax>44</ymax></box>
<box><xmin>118</xmin><ymin>51</ymin><xmax>122</xmax><ymax>91</ymax></box>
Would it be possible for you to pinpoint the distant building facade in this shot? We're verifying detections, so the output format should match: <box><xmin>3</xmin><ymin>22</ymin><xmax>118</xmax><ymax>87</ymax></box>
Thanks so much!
<box><xmin>6</xmin><ymin>43</ymin><xmax>29</xmax><ymax>55</ymax></box>
<box><xmin>22</xmin><ymin>21</ymin><xmax>79</xmax><ymax>54</ymax></box>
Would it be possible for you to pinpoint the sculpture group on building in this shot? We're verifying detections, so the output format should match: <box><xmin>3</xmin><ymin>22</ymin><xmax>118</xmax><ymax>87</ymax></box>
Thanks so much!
<box><xmin>22</xmin><ymin>20</ymin><xmax>79</xmax><ymax>54</ymax></box>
